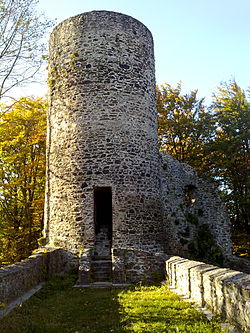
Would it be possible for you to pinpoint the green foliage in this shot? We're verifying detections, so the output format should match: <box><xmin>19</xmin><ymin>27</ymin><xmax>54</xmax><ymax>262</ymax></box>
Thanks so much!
<box><xmin>174</xmin><ymin>219</ymin><xmax>180</xmax><ymax>225</ymax></box>
<box><xmin>197</xmin><ymin>208</ymin><xmax>204</xmax><ymax>217</ymax></box>
<box><xmin>157</xmin><ymin>80</ymin><xmax>250</xmax><ymax>233</ymax></box>
<box><xmin>0</xmin><ymin>279</ymin><xmax>224</xmax><ymax>332</ymax></box>
<box><xmin>185</xmin><ymin>213</ymin><xmax>199</xmax><ymax>225</ymax></box>
<box><xmin>179</xmin><ymin>226</ymin><xmax>190</xmax><ymax>237</ymax></box>
<box><xmin>188</xmin><ymin>224</ymin><xmax>224</xmax><ymax>266</ymax></box>
<box><xmin>157</xmin><ymin>82</ymin><xmax>214</xmax><ymax>172</ymax></box>
<box><xmin>0</xmin><ymin>97</ymin><xmax>46</xmax><ymax>266</ymax></box>
<box><xmin>211</xmin><ymin>81</ymin><xmax>250</xmax><ymax>232</ymax></box>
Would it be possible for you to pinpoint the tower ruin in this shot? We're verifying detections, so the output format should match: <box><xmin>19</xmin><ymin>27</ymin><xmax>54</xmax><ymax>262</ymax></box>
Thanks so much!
<box><xmin>44</xmin><ymin>10</ymin><xmax>231</xmax><ymax>283</ymax></box>
<box><xmin>44</xmin><ymin>11</ymin><xmax>165</xmax><ymax>271</ymax></box>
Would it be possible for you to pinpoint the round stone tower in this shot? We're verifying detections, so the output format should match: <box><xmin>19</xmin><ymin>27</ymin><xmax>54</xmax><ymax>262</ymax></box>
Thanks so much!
<box><xmin>44</xmin><ymin>11</ymin><xmax>164</xmax><ymax>259</ymax></box>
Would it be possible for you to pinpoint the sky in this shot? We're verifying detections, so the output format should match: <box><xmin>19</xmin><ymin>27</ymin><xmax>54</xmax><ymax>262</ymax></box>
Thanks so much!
<box><xmin>18</xmin><ymin>0</ymin><xmax>250</xmax><ymax>103</ymax></box>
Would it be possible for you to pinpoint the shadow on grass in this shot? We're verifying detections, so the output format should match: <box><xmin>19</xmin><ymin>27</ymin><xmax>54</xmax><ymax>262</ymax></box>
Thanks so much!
<box><xmin>0</xmin><ymin>276</ymin><xmax>223</xmax><ymax>333</ymax></box>
<box><xmin>0</xmin><ymin>275</ymin><xmax>126</xmax><ymax>333</ymax></box>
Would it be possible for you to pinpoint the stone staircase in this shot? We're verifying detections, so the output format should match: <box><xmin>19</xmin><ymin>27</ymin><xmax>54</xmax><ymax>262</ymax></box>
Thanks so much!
<box><xmin>91</xmin><ymin>257</ymin><xmax>112</xmax><ymax>282</ymax></box>
<box><xmin>77</xmin><ymin>226</ymin><xmax>125</xmax><ymax>286</ymax></box>
<box><xmin>94</xmin><ymin>226</ymin><xmax>111</xmax><ymax>257</ymax></box>
<box><xmin>91</xmin><ymin>225</ymin><xmax>112</xmax><ymax>283</ymax></box>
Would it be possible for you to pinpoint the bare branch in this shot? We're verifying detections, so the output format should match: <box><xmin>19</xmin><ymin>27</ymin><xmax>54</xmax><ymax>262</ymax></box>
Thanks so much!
<box><xmin>0</xmin><ymin>0</ymin><xmax>53</xmax><ymax>100</ymax></box>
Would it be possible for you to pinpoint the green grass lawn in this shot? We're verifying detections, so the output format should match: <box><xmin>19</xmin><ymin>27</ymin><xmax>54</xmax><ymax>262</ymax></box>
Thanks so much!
<box><xmin>0</xmin><ymin>275</ymin><xmax>224</xmax><ymax>333</ymax></box>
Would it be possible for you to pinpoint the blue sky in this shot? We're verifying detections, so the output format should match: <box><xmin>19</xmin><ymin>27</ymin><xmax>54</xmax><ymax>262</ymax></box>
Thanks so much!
<box><xmin>33</xmin><ymin>0</ymin><xmax>250</xmax><ymax>103</ymax></box>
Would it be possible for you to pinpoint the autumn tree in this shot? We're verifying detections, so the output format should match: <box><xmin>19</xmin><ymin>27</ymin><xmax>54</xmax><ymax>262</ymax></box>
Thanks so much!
<box><xmin>157</xmin><ymin>81</ymin><xmax>249</xmax><ymax>233</ymax></box>
<box><xmin>157</xmin><ymin>82</ymin><xmax>214</xmax><ymax>172</ymax></box>
<box><xmin>0</xmin><ymin>97</ymin><xmax>46</xmax><ymax>266</ymax></box>
<box><xmin>211</xmin><ymin>81</ymin><xmax>250</xmax><ymax>232</ymax></box>
<box><xmin>0</xmin><ymin>0</ymin><xmax>52</xmax><ymax>99</ymax></box>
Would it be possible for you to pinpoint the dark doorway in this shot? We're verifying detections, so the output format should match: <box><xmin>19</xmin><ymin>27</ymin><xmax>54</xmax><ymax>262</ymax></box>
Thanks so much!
<box><xmin>94</xmin><ymin>187</ymin><xmax>112</xmax><ymax>240</ymax></box>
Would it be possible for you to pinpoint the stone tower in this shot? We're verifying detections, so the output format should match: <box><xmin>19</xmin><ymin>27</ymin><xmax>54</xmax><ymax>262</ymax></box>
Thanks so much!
<box><xmin>44</xmin><ymin>11</ymin><xmax>165</xmax><ymax>264</ymax></box>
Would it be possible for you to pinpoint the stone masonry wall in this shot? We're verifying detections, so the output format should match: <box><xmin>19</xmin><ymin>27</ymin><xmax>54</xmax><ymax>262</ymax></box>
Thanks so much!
<box><xmin>0</xmin><ymin>248</ymin><xmax>68</xmax><ymax>304</ymax></box>
<box><xmin>166</xmin><ymin>256</ymin><xmax>250</xmax><ymax>333</ymax></box>
<box><xmin>161</xmin><ymin>153</ymin><xmax>232</xmax><ymax>264</ymax></box>
<box><xmin>45</xmin><ymin>10</ymin><xmax>165</xmax><ymax>257</ymax></box>
<box><xmin>112</xmin><ymin>248</ymin><xmax>167</xmax><ymax>283</ymax></box>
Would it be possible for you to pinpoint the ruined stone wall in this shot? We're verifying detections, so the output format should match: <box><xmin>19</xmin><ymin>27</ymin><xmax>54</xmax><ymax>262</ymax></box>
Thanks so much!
<box><xmin>161</xmin><ymin>153</ymin><xmax>232</xmax><ymax>264</ymax></box>
<box><xmin>166</xmin><ymin>256</ymin><xmax>250</xmax><ymax>333</ymax></box>
<box><xmin>0</xmin><ymin>248</ymin><xmax>68</xmax><ymax>304</ymax></box>
<box><xmin>45</xmin><ymin>11</ymin><xmax>165</xmax><ymax>256</ymax></box>
<box><xmin>112</xmin><ymin>248</ymin><xmax>167</xmax><ymax>283</ymax></box>
<box><xmin>44</xmin><ymin>9</ymin><xmax>232</xmax><ymax>270</ymax></box>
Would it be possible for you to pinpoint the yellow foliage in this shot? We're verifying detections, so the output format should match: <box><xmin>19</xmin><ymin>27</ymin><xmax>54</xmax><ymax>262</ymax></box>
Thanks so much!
<box><xmin>0</xmin><ymin>97</ymin><xmax>47</xmax><ymax>266</ymax></box>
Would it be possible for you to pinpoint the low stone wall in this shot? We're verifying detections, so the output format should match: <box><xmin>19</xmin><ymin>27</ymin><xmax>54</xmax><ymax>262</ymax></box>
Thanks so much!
<box><xmin>166</xmin><ymin>256</ymin><xmax>250</xmax><ymax>333</ymax></box>
<box><xmin>112</xmin><ymin>248</ymin><xmax>168</xmax><ymax>283</ymax></box>
<box><xmin>225</xmin><ymin>255</ymin><xmax>250</xmax><ymax>275</ymax></box>
<box><xmin>0</xmin><ymin>247</ymin><xmax>68</xmax><ymax>304</ymax></box>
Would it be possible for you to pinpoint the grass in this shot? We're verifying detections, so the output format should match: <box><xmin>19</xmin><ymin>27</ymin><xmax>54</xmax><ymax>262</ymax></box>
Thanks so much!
<box><xmin>0</xmin><ymin>275</ymin><xmax>224</xmax><ymax>333</ymax></box>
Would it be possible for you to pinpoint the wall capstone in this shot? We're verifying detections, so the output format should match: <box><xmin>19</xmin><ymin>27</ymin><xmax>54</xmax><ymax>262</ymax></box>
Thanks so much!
<box><xmin>166</xmin><ymin>256</ymin><xmax>250</xmax><ymax>333</ymax></box>
<box><xmin>0</xmin><ymin>248</ymin><xmax>69</xmax><ymax>304</ymax></box>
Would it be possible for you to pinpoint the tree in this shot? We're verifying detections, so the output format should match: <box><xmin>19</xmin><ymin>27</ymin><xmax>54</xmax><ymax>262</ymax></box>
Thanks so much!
<box><xmin>0</xmin><ymin>97</ymin><xmax>46</xmax><ymax>266</ymax></box>
<box><xmin>157</xmin><ymin>82</ymin><xmax>214</xmax><ymax>172</ymax></box>
<box><xmin>0</xmin><ymin>0</ymin><xmax>52</xmax><ymax>100</ymax></box>
<box><xmin>211</xmin><ymin>81</ymin><xmax>250</xmax><ymax>232</ymax></box>
<box><xmin>157</xmin><ymin>81</ymin><xmax>250</xmax><ymax>233</ymax></box>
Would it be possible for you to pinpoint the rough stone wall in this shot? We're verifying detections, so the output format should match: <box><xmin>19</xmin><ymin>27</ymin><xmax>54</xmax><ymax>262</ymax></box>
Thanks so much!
<box><xmin>0</xmin><ymin>248</ymin><xmax>68</xmax><ymax>304</ymax></box>
<box><xmin>45</xmin><ymin>10</ymin><xmax>165</xmax><ymax>256</ymax></box>
<box><xmin>161</xmin><ymin>153</ymin><xmax>232</xmax><ymax>264</ymax></box>
<box><xmin>166</xmin><ymin>256</ymin><xmax>250</xmax><ymax>333</ymax></box>
<box><xmin>112</xmin><ymin>248</ymin><xmax>167</xmax><ymax>283</ymax></box>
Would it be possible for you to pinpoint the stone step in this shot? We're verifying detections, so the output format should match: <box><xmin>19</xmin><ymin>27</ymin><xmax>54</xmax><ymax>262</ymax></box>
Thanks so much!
<box><xmin>91</xmin><ymin>260</ymin><xmax>112</xmax><ymax>268</ymax></box>
<box><xmin>92</xmin><ymin>258</ymin><xmax>111</xmax><ymax>263</ymax></box>
<box><xmin>92</xmin><ymin>275</ymin><xmax>112</xmax><ymax>282</ymax></box>
<box><xmin>92</xmin><ymin>272</ymin><xmax>111</xmax><ymax>278</ymax></box>
<box><xmin>92</xmin><ymin>268</ymin><xmax>111</xmax><ymax>273</ymax></box>
<box><xmin>92</xmin><ymin>265</ymin><xmax>112</xmax><ymax>273</ymax></box>
<box><xmin>92</xmin><ymin>255</ymin><xmax>111</xmax><ymax>260</ymax></box>
<box><xmin>91</xmin><ymin>258</ymin><xmax>112</xmax><ymax>282</ymax></box>
<box><xmin>92</xmin><ymin>268</ymin><xmax>112</xmax><ymax>275</ymax></box>
<box><xmin>94</xmin><ymin>226</ymin><xmax>111</xmax><ymax>257</ymax></box>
